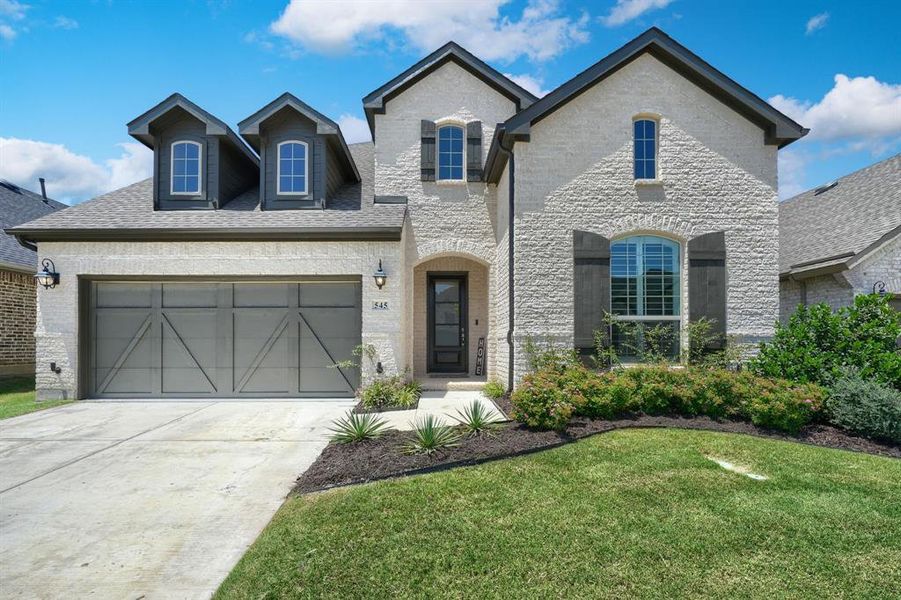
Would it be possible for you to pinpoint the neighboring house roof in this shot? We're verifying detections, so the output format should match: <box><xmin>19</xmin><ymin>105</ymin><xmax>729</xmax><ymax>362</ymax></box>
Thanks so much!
<box><xmin>8</xmin><ymin>144</ymin><xmax>405</xmax><ymax>242</ymax></box>
<box><xmin>485</xmin><ymin>27</ymin><xmax>808</xmax><ymax>183</ymax></box>
<box><xmin>128</xmin><ymin>93</ymin><xmax>259</xmax><ymax>167</ymax></box>
<box><xmin>0</xmin><ymin>180</ymin><xmax>66</xmax><ymax>271</ymax></box>
<box><xmin>779</xmin><ymin>153</ymin><xmax>901</xmax><ymax>278</ymax></box>
<box><xmin>238</xmin><ymin>92</ymin><xmax>360</xmax><ymax>182</ymax></box>
<box><xmin>362</xmin><ymin>41</ymin><xmax>539</xmax><ymax>138</ymax></box>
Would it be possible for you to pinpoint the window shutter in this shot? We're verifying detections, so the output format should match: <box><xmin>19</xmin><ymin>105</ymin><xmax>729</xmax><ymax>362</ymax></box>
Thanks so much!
<box><xmin>688</xmin><ymin>231</ymin><xmax>727</xmax><ymax>350</ymax></box>
<box><xmin>573</xmin><ymin>230</ymin><xmax>610</xmax><ymax>352</ymax></box>
<box><xmin>421</xmin><ymin>120</ymin><xmax>436</xmax><ymax>181</ymax></box>
<box><xmin>466</xmin><ymin>121</ymin><xmax>482</xmax><ymax>181</ymax></box>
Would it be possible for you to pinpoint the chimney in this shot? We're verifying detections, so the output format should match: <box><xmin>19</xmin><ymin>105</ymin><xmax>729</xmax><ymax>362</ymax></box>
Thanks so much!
<box><xmin>39</xmin><ymin>177</ymin><xmax>47</xmax><ymax>200</ymax></box>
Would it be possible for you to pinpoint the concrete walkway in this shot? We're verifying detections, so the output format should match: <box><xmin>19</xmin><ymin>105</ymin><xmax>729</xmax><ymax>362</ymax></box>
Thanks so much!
<box><xmin>372</xmin><ymin>391</ymin><xmax>507</xmax><ymax>431</ymax></box>
<box><xmin>0</xmin><ymin>398</ymin><xmax>353</xmax><ymax>599</ymax></box>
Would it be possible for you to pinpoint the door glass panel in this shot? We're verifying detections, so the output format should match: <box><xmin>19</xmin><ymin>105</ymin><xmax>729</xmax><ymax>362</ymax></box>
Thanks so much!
<box><xmin>434</xmin><ymin>325</ymin><xmax>459</xmax><ymax>347</ymax></box>
<box><xmin>435</xmin><ymin>303</ymin><xmax>460</xmax><ymax>325</ymax></box>
<box><xmin>434</xmin><ymin>281</ymin><xmax>459</xmax><ymax>302</ymax></box>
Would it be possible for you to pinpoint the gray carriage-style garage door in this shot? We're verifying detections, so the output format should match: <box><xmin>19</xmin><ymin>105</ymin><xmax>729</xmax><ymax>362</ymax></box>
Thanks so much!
<box><xmin>84</xmin><ymin>280</ymin><xmax>361</xmax><ymax>398</ymax></box>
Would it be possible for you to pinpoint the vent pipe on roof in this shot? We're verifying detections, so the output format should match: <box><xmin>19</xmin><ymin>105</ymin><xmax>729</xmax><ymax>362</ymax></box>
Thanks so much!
<box><xmin>38</xmin><ymin>177</ymin><xmax>48</xmax><ymax>201</ymax></box>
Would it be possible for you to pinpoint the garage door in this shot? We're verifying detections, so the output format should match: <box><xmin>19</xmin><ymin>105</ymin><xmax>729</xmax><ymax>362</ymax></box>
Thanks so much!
<box><xmin>85</xmin><ymin>280</ymin><xmax>361</xmax><ymax>398</ymax></box>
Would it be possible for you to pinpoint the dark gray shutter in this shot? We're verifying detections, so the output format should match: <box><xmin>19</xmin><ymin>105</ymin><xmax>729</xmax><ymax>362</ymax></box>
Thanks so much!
<box><xmin>421</xmin><ymin>120</ymin><xmax>436</xmax><ymax>181</ymax></box>
<box><xmin>573</xmin><ymin>230</ymin><xmax>610</xmax><ymax>352</ymax></box>
<box><xmin>466</xmin><ymin>121</ymin><xmax>482</xmax><ymax>182</ymax></box>
<box><xmin>688</xmin><ymin>231</ymin><xmax>727</xmax><ymax>349</ymax></box>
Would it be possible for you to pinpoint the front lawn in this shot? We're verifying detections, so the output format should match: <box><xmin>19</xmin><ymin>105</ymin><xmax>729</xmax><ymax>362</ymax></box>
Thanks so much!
<box><xmin>0</xmin><ymin>376</ymin><xmax>70</xmax><ymax>419</ymax></box>
<box><xmin>216</xmin><ymin>429</ymin><xmax>901</xmax><ymax>599</ymax></box>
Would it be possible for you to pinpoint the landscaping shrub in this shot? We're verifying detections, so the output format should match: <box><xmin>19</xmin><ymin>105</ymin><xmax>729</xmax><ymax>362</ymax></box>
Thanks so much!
<box><xmin>329</xmin><ymin>412</ymin><xmax>388</xmax><ymax>443</ymax></box>
<box><xmin>751</xmin><ymin>294</ymin><xmax>901</xmax><ymax>389</ymax></box>
<box><xmin>359</xmin><ymin>375</ymin><xmax>422</xmax><ymax>410</ymax></box>
<box><xmin>403</xmin><ymin>415</ymin><xmax>460</xmax><ymax>454</ymax></box>
<box><xmin>825</xmin><ymin>369</ymin><xmax>901</xmax><ymax>443</ymax></box>
<box><xmin>453</xmin><ymin>400</ymin><xmax>501</xmax><ymax>436</ymax></box>
<box><xmin>482</xmin><ymin>380</ymin><xmax>506</xmax><ymax>401</ymax></box>
<box><xmin>510</xmin><ymin>364</ymin><xmax>826</xmax><ymax>434</ymax></box>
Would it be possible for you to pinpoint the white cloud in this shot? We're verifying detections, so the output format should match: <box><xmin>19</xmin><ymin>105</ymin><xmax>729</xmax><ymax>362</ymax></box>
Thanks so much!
<box><xmin>337</xmin><ymin>114</ymin><xmax>372</xmax><ymax>144</ymax></box>
<box><xmin>805</xmin><ymin>12</ymin><xmax>829</xmax><ymax>35</ymax></box>
<box><xmin>270</xmin><ymin>0</ymin><xmax>589</xmax><ymax>63</ymax></box>
<box><xmin>769</xmin><ymin>74</ymin><xmax>901</xmax><ymax>141</ymax></box>
<box><xmin>0</xmin><ymin>138</ymin><xmax>152</xmax><ymax>204</ymax></box>
<box><xmin>601</xmin><ymin>0</ymin><xmax>673</xmax><ymax>27</ymax></box>
<box><xmin>0</xmin><ymin>22</ymin><xmax>14</xmax><ymax>40</ymax></box>
<box><xmin>0</xmin><ymin>0</ymin><xmax>28</xmax><ymax>20</ymax></box>
<box><xmin>53</xmin><ymin>15</ymin><xmax>78</xmax><ymax>30</ymax></box>
<box><xmin>504</xmin><ymin>73</ymin><xmax>550</xmax><ymax>97</ymax></box>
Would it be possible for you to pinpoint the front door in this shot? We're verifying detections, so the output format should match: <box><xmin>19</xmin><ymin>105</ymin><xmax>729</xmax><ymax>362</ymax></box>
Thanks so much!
<box><xmin>427</xmin><ymin>273</ymin><xmax>468</xmax><ymax>373</ymax></box>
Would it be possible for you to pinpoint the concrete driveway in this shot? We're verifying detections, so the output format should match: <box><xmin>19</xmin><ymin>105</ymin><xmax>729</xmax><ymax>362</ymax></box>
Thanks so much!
<box><xmin>0</xmin><ymin>398</ymin><xmax>354</xmax><ymax>599</ymax></box>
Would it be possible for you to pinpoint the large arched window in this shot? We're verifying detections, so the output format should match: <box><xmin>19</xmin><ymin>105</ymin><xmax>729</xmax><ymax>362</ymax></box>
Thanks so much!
<box><xmin>633</xmin><ymin>118</ymin><xmax>657</xmax><ymax>180</ymax></box>
<box><xmin>171</xmin><ymin>141</ymin><xmax>201</xmax><ymax>194</ymax></box>
<box><xmin>437</xmin><ymin>124</ymin><xmax>464</xmax><ymax>181</ymax></box>
<box><xmin>277</xmin><ymin>140</ymin><xmax>308</xmax><ymax>195</ymax></box>
<box><xmin>610</xmin><ymin>235</ymin><xmax>680</xmax><ymax>360</ymax></box>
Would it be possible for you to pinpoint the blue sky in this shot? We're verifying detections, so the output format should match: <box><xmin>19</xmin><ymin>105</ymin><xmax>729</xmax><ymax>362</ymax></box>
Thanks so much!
<box><xmin>1</xmin><ymin>0</ymin><xmax>899</xmax><ymax>203</ymax></box>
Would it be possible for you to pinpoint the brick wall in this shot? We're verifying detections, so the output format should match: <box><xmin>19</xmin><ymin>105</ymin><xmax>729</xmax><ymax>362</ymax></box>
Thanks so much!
<box><xmin>0</xmin><ymin>268</ymin><xmax>36</xmax><ymax>374</ymax></box>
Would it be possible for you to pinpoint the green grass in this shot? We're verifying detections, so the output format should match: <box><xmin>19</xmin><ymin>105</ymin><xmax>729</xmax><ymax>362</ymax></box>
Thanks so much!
<box><xmin>216</xmin><ymin>429</ymin><xmax>901</xmax><ymax>599</ymax></box>
<box><xmin>0</xmin><ymin>376</ymin><xmax>71</xmax><ymax>419</ymax></box>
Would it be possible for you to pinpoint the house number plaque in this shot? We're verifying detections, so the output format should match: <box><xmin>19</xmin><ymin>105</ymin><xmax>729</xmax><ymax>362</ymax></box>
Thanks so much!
<box><xmin>372</xmin><ymin>301</ymin><xmax>389</xmax><ymax>310</ymax></box>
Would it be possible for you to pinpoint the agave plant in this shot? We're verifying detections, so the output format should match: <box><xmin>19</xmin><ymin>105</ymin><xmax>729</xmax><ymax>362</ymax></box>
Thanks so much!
<box><xmin>453</xmin><ymin>400</ymin><xmax>501</xmax><ymax>436</ymax></box>
<box><xmin>328</xmin><ymin>412</ymin><xmax>388</xmax><ymax>444</ymax></box>
<box><xmin>403</xmin><ymin>415</ymin><xmax>460</xmax><ymax>455</ymax></box>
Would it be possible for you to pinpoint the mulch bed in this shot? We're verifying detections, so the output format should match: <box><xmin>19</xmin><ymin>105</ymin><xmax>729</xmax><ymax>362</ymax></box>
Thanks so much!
<box><xmin>294</xmin><ymin>412</ymin><xmax>900</xmax><ymax>495</ymax></box>
<box><xmin>351</xmin><ymin>399</ymin><xmax>419</xmax><ymax>414</ymax></box>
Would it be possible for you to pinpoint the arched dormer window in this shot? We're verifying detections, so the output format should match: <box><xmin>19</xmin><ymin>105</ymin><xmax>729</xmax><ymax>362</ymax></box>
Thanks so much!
<box><xmin>171</xmin><ymin>141</ymin><xmax>201</xmax><ymax>194</ymax></box>
<box><xmin>277</xmin><ymin>140</ymin><xmax>309</xmax><ymax>195</ymax></box>
<box><xmin>437</xmin><ymin>124</ymin><xmax>464</xmax><ymax>181</ymax></box>
<box><xmin>633</xmin><ymin>118</ymin><xmax>658</xmax><ymax>180</ymax></box>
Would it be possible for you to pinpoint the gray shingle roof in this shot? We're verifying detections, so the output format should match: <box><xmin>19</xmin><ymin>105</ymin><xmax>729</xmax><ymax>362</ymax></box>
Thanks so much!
<box><xmin>779</xmin><ymin>153</ymin><xmax>901</xmax><ymax>275</ymax></box>
<box><xmin>8</xmin><ymin>143</ymin><xmax>406</xmax><ymax>242</ymax></box>
<box><xmin>0</xmin><ymin>180</ymin><xmax>66</xmax><ymax>270</ymax></box>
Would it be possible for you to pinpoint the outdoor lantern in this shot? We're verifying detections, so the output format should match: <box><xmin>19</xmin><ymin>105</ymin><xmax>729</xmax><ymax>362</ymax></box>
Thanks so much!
<box><xmin>873</xmin><ymin>281</ymin><xmax>887</xmax><ymax>296</ymax></box>
<box><xmin>373</xmin><ymin>259</ymin><xmax>387</xmax><ymax>289</ymax></box>
<box><xmin>35</xmin><ymin>258</ymin><xmax>60</xmax><ymax>289</ymax></box>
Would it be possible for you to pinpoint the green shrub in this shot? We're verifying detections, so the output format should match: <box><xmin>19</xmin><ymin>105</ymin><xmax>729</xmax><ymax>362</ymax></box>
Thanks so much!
<box><xmin>359</xmin><ymin>375</ymin><xmax>422</xmax><ymax>410</ymax></box>
<box><xmin>743</xmin><ymin>378</ymin><xmax>825</xmax><ymax>434</ymax></box>
<box><xmin>482</xmin><ymin>380</ymin><xmax>506</xmax><ymax>401</ymax></box>
<box><xmin>403</xmin><ymin>415</ymin><xmax>461</xmax><ymax>454</ymax></box>
<box><xmin>453</xmin><ymin>400</ymin><xmax>501</xmax><ymax>436</ymax></box>
<box><xmin>825</xmin><ymin>369</ymin><xmax>901</xmax><ymax>443</ymax></box>
<box><xmin>751</xmin><ymin>294</ymin><xmax>901</xmax><ymax>389</ymax></box>
<box><xmin>510</xmin><ymin>371</ymin><xmax>574</xmax><ymax>430</ymax></box>
<box><xmin>329</xmin><ymin>412</ymin><xmax>388</xmax><ymax>443</ymax></box>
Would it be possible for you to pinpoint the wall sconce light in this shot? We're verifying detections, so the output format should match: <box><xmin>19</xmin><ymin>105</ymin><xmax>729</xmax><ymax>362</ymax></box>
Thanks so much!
<box><xmin>873</xmin><ymin>281</ymin><xmax>887</xmax><ymax>296</ymax></box>
<box><xmin>373</xmin><ymin>259</ymin><xmax>387</xmax><ymax>289</ymax></box>
<box><xmin>35</xmin><ymin>258</ymin><xmax>60</xmax><ymax>289</ymax></box>
<box><xmin>49</xmin><ymin>362</ymin><xmax>61</xmax><ymax>374</ymax></box>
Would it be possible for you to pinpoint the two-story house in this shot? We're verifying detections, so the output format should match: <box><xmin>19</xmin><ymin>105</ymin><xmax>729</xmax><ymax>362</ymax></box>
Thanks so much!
<box><xmin>9</xmin><ymin>28</ymin><xmax>806</xmax><ymax>401</ymax></box>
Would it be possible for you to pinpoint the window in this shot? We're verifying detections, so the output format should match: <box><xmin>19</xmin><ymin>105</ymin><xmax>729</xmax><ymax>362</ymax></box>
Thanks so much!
<box><xmin>610</xmin><ymin>235</ymin><xmax>680</xmax><ymax>360</ymax></box>
<box><xmin>277</xmin><ymin>141</ymin><xmax>308</xmax><ymax>195</ymax></box>
<box><xmin>171</xmin><ymin>141</ymin><xmax>201</xmax><ymax>194</ymax></box>
<box><xmin>437</xmin><ymin>125</ymin><xmax>464</xmax><ymax>181</ymax></box>
<box><xmin>633</xmin><ymin>119</ymin><xmax>657</xmax><ymax>180</ymax></box>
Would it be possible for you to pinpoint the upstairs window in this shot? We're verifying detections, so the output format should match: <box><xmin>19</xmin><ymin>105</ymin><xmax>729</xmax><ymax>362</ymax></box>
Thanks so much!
<box><xmin>278</xmin><ymin>141</ymin><xmax>309</xmax><ymax>195</ymax></box>
<box><xmin>633</xmin><ymin>119</ymin><xmax>657</xmax><ymax>180</ymax></box>
<box><xmin>171</xmin><ymin>141</ymin><xmax>201</xmax><ymax>194</ymax></box>
<box><xmin>437</xmin><ymin>125</ymin><xmax>464</xmax><ymax>181</ymax></box>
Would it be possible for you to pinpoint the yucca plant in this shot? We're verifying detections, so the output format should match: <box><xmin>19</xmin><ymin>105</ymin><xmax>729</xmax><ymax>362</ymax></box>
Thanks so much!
<box><xmin>403</xmin><ymin>415</ymin><xmax>460</xmax><ymax>455</ymax></box>
<box><xmin>329</xmin><ymin>412</ymin><xmax>388</xmax><ymax>444</ymax></box>
<box><xmin>453</xmin><ymin>400</ymin><xmax>501</xmax><ymax>436</ymax></box>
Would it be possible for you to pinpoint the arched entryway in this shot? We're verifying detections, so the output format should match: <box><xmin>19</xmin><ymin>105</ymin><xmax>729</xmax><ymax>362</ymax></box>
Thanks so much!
<box><xmin>413</xmin><ymin>255</ymin><xmax>490</xmax><ymax>379</ymax></box>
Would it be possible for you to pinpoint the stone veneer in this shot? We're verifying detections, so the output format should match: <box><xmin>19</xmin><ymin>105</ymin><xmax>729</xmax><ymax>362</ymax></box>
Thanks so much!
<box><xmin>0</xmin><ymin>268</ymin><xmax>37</xmax><ymax>376</ymax></box>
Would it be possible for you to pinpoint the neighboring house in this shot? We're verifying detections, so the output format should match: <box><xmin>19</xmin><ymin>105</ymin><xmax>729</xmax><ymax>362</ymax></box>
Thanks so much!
<box><xmin>779</xmin><ymin>154</ymin><xmax>901</xmax><ymax>322</ymax></box>
<box><xmin>8</xmin><ymin>28</ymin><xmax>806</xmax><ymax>402</ymax></box>
<box><xmin>0</xmin><ymin>180</ymin><xmax>66</xmax><ymax>377</ymax></box>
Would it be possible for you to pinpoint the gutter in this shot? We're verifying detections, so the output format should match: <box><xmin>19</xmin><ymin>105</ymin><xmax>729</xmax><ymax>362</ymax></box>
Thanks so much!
<box><xmin>496</xmin><ymin>128</ymin><xmax>516</xmax><ymax>392</ymax></box>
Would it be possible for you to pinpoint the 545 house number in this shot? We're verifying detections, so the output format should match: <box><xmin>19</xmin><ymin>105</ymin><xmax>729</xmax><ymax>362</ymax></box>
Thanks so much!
<box><xmin>372</xmin><ymin>301</ymin><xmax>389</xmax><ymax>310</ymax></box>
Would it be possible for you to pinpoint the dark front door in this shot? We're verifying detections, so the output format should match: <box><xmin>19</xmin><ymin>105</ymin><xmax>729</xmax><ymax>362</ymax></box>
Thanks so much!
<box><xmin>427</xmin><ymin>273</ymin><xmax>468</xmax><ymax>373</ymax></box>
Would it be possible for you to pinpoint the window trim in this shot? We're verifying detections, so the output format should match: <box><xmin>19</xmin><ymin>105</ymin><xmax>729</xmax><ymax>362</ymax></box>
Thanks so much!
<box><xmin>436</xmin><ymin>122</ymin><xmax>466</xmax><ymax>183</ymax></box>
<box><xmin>170</xmin><ymin>140</ymin><xmax>202</xmax><ymax>196</ymax></box>
<box><xmin>276</xmin><ymin>140</ymin><xmax>310</xmax><ymax>196</ymax></box>
<box><xmin>632</xmin><ymin>115</ymin><xmax>659</xmax><ymax>181</ymax></box>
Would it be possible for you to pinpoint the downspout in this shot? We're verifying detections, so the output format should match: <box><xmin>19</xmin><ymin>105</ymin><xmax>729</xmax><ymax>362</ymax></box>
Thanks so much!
<box><xmin>498</xmin><ymin>132</ymin><xmax>516</xmax><ymax>391</ymax></box>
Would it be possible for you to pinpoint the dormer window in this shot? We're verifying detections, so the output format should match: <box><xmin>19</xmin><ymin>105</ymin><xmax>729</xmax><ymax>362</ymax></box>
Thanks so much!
<box><xmin>633</xmin><ymin>118</ymin><xmax>657</xmax><ymax>180</ymax></box>
<box><xmin>277</xmin><ymin>140</ymin><xmax>309</xmax><ymax>195</ymax></box>
<box><xmin>437</xmin><ymin>125</ymin><xmax>464</xmax><ymax>181</ymax></box>
<box><xmin>171</xmin><ymin>141</ymin><xmax>201</xmax><ymax>194</ymax></box>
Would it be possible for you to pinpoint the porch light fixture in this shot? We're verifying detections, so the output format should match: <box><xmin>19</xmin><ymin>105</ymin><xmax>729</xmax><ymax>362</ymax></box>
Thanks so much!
<box><xmin>373</xmin><ymin>259</ymin><xmax>387</xmax><ymax>289</ymax></box>
<box><xmin>35</xmin><ymin>258</ymin><xmax>60</xmax><ymax>289</ymax></box>
<box><xmin>873</xmin><ymin>280</ymin><xmax>887</xmax><ymax>296</ymax></box>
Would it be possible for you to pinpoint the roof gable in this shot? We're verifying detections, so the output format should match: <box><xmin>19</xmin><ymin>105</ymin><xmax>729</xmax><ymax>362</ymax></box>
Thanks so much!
<box><xmin>238</xmin><ymin>93</ymin><xmax>360</xmax><ymax>182</ymax></box>
<box><xmin>362</xmin><ymin>41</ymin><xmax>538</xmax><ymax>138</ymax></box>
